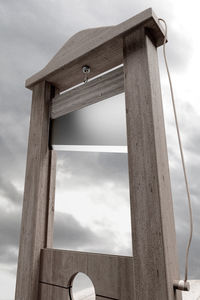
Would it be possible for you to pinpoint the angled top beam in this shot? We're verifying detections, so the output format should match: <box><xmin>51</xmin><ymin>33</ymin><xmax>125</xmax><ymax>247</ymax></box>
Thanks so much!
<box><xmin>26</xmin><ymin>8</ymin><xmax>165</xmax><ymax>91</ymax></box>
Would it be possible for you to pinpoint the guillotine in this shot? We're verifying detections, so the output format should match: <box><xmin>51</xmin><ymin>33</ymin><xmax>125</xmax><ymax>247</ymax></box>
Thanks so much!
<box><xmin>15</xmin><ymin>8</ymin><xmax>182</xmax><ymax>300</ymax></box>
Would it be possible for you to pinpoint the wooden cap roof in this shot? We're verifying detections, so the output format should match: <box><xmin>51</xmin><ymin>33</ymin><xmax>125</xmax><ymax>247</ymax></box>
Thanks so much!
<box><xmin>26</xmin><ymin>8</ymin><xmax>165</xmax><ymax>91</ymax></box>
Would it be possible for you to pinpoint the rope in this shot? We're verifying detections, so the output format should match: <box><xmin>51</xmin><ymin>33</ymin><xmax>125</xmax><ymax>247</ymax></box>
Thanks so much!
<box><xmin>158</xmin><ymin>18</ymin><xmax>193</xmax><ymax>283</ymax></box>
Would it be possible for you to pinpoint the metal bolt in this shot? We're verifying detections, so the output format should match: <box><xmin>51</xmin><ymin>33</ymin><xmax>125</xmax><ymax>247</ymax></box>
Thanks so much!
<box><xmin>82</xmin><ymin>65</ymin><xmax>91</xmax><ymax>83</ymax></box>
<box><xmin>82</xmin><ymin>65</ymin><xmax>90</xmax><ymax>74</ymax></box>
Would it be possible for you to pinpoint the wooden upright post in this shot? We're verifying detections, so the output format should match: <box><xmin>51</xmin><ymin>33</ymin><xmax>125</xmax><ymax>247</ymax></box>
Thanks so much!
<box><xmin>123</xmin><ymin>28</ymin><xmax>182</xmax><ymax>300</ymax></box>
<box><xmin>15</xmin><ymin>81</ymin><xmax>56</xmax><ymax>300</ymax></box>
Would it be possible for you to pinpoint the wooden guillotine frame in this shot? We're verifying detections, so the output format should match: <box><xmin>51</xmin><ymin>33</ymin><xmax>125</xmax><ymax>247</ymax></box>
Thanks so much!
<box><xmin>15</xmin><ymin>8</ymin><xmax>182</xmax><ymax>300</ymax></box>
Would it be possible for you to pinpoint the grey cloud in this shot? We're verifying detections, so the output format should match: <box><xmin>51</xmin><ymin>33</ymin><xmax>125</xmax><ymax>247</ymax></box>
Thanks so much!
<box><xmin>158</xmin><ymin>27</ymin><xmax>192</xmax><ymax>72</ymax></box>
<box><xmin>0</xmin><ymin>208</ymin><xmax>21</xmax><ymax>248</ymax></box>
<box><xmin>0</xmin><ymin>176</ymin><xmax>22</xmax><ymax>206</ymax></box>
<box><xmin>0</xmin><ymin>247</ymin><xmax>18</xmax><ymax>266</ymax></box>
<box><xmin>169</xmin><ymin>150</ymin><xmax>200</xmax><ymax>279</ymax></box>
<box><xmin>176</xmin><ymin>226</ymin><xmax>200</xmax><ymax>280</ymax></box>
<box><xmin>54</xmin><ymin>211</ymin><xmax>123</xmax><ymax>255</ymax></box>
<box><xmin>184</xmin><ymin>123</ymin><xmax>200</xmax><ymax>158</ymax></box>
<box><xmin>0</xmin><ymin>129</ymin><xmax>27</xmax><ymax>185</ymax></box>
<box><xmin>0</xmin><ymin>207</ymin><xmax>21</xmax><ymax>269</ymax></box>
<box><xmin>57</xmin><ymin>151</ymin><xmax>129</xmax><ymax>191</ymax></box>
<box><xmin>54</xmin><ymin>212</ymin><xmax>99</xmax><ymax>249</ymax></box>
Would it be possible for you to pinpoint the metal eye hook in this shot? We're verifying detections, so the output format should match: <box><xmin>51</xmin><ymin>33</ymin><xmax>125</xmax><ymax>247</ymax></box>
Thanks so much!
<box><xmin>82</xmin><ymin>65</ymin><xmax>91</xmax><ymax>83</ymax></box>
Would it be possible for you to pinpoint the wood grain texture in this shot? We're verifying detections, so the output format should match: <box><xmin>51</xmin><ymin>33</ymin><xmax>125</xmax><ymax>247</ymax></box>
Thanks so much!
<box><xmin>26</xmin><ymin>8</ymin><xmax>165</xmax><ymax>91</ymax></box>
<box><xmin>15</xmin><ymin>82</ymin><xmax>52</xmax><ymax>300</ymax></box>
<box><xmin>51</xmin><ymin>66</ymin><xmax>124</xmax><ymax>119</ymax></box>
<box><xmin>46</xmin><ymin>150</ymin><xmax>57</xmax><ymax>248</ymax></box>
<box><xmin>39</xmin><ymin>283</ymin><xmax>70</xmax><ymax>300</ymax></box>
<box><xmin>46</xmin><ymin>86</ymin><xmax>59</xmax><ymax>247</ymax></box>
<box><xmin>39</xmin><ymin>284</ymin><xmax>120</xmax><ymax>300</ymax></box>
<box><xmin>123</xmin><ymin>28</ymin><xmax>182</xmax><ymax>300</ymax></box>
<box><xmin>40</xmin><ymin>249</ymin><xmax>134</xmax><ymax>300</ymax></box>
<box><xmin>96</xmin><ymin>297</ymin><xmax>118</xmax><ymax>300</ymax></box>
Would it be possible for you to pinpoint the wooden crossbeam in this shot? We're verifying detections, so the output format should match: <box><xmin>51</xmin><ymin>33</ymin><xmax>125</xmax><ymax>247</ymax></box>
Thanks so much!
<box><xmin>39</xmin><ymin>249</ymin><xmax>134</xmax><ymax>300</ymax></box>
<box><xmin>51</xmin><ymin>66</ymin><xmax>124</xmax><ymax>119</ymax></box>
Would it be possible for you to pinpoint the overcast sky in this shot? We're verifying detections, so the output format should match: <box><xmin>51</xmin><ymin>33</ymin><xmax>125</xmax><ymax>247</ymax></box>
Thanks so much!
<box><xmin>0</xmin><ymin>0</ymin><xmax>200</xmax><ymax>299</ymax></box>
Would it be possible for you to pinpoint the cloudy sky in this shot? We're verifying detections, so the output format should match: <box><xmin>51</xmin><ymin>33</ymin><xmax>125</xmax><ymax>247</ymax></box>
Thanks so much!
<box><xmin>0</xmin><ymin>0</ymin><xmax>200</xmax><ymax>299</ymax></box>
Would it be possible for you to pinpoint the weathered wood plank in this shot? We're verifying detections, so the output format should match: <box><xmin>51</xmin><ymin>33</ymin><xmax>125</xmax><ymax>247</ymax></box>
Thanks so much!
<box><xmin>46</xmin><ymin>86</ymin><xmax>59</xmax><ymax>247</ymax></box>
<box><xmin>51</xmin><ymin>66</ymin><xmax>124</xmax><ymax>119</ymax></box>
<box><xmin>26</xmin><ymin>8</ymin><xmax>165</xmax><ymax>91</ymax></box>
<box><xmin>123</xmin><ymin>28</ymin><xmax>182</xmax><ymax>300</ymax></box>
<box><xmin>39</xmin><ymin>283</ymin><xmax>70</xmax><ymax>300</ymax></box>
<box><xmin>39</xmin><ymin>284</ymin><xmax>120</xmax><ymax>300</ymax></box>
<box><xmin>15</xmin><ymin>82</ymin><xmax>52</xmax><ymax>300</ymax></box>
<box><xmin>46</xmin><ymin>150</ymin><xmax>57</xmax><ymax>248</ymax></box>
<box><xmin>96</xmin><ymin>297</ymin><xmax>119</xmax><ymax>300</ymax></box>
<box><xmin>145</xmin><ymin>30</ymin><xmax>182</xmax><ymax>300</ymax></box>
<box><xmin>40</xmin><ymin>249</ymin><xmax>134</xmax><ymax>300</ymax></box>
